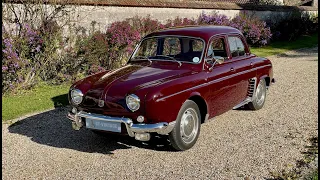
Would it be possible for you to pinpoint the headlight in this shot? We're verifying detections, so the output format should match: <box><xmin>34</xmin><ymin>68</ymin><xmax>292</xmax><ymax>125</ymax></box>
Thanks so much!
<box><xmin>126</xmin><ymin>94</ymin><xmax>140</xmax><ymax>112</ymax></box>
<box><xmin>70</xmin><ymin>89</ymin><xmax>83</xmax><ymax>105</ymax></box>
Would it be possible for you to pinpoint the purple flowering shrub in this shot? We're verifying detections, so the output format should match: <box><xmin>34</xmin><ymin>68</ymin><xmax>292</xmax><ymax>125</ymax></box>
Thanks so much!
<box><xmin>130</xmin><ymin>15</ymin><xmax>164</xmax><ymax>36</ymax></box>
<box><xmin>106</xmin><ymin>20</ymin><xmax>141</xmax><ymax>68</ymax></box>
<box><xmin>165</xmin><ymin>17</ymin><xmax>197</xmax><ymax>27</ymax></box>
<box><xmin>88</xmin><ymin>64</ymin><xmax>106</xmax><ymax>75</ymax></box>
<box><xmin>2</xmin><ymin>20</ymin><xmax>73</xmax><ymax>92</ymax></box>
<box><xmin>197</xmin><ymin>11</ymin><xmax>272</xmax><ymax>46</ymax></box>
<box><xmin>230</xmin><ymin>12</ymin><xmax>272</xmax><ymax>46</ymax></box>
<box><xmin>2</xmin><ymin>35</ymin><xmax>24</xmax><ymax>92</ymax></box>
<box><xmin>2</xmin><ymin>23</ymin><xmax>44</xmax><ymax>92</ymax></box>
<box><xmin>198</xmin><ymin>12</ymin><xmax>230</xmax><ymax>26</ymax></box>
<box><xmin>2</xmin><ymin>11</ymin><xmax>273</xmax><ymax>93</ymax></box>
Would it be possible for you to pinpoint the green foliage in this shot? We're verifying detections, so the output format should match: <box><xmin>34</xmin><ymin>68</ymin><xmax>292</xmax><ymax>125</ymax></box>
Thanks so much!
<box><xmin>266</xmin><ymin>11</ymin><xmax>318</xmax><ymax>41</ymax></box>
<box><xmin>2</xmin><ymin>3</ymin><xmax>79</xmax><ymax>94</ymax></box>
<box><xmin>250</xmin><ymin>33</ymin><xmax>318</xmax><ymax>57</ymax></box>
<box><xmin>305</xmin><ymin>170</ymin><xmax>318</xmax><ymax>180</ymax></box>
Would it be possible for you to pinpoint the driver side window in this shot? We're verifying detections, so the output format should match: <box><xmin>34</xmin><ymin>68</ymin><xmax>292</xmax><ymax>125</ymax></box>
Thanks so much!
<box><xmin>207</xmin><ymin>37</ymin><xmax>228</xmax><ymax>60</ymax></box>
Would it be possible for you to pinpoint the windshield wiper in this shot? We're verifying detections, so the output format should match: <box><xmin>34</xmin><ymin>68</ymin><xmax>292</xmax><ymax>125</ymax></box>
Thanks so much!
<box><xmin>133</xmin><ymin>56</ymin><xmax>152</xmax><ymax>63</ymax></box>
<box><xmin>153</xmin><ymin>55</ymin><xmax>181</xmax><ymax>66</ymax></box>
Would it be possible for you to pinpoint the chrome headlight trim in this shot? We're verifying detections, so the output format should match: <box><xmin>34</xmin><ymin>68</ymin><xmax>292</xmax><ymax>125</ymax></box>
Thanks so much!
<box><xmin>126</xmin><ymin>94</ymin><xmax>140</xmax><ymax>112</ymax></box>
<box><xmin>70</xmin><ymin>89</ymin><xmax>83</xmax><ymax>105</ymax></box>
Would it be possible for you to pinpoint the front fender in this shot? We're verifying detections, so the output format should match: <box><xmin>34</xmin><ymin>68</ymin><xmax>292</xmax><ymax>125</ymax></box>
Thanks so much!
<box><xmin>144</xmin><ymin>77</ymin><xmax>206</xmax><ymax>123</ymax></box>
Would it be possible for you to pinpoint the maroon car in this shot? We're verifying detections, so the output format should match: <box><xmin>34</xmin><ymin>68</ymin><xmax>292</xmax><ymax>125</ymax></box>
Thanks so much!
<box><xmin>67</xmin><ymin>26</ymin><xmax>275</xmax><ymax>151</ymax></box>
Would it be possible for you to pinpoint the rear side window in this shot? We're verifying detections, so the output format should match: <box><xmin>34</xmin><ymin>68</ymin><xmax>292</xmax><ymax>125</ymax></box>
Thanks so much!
<box><xmin>228</xmin><ymin>36</ymin><xmax>245</xmax><ymax>57</ymax></box>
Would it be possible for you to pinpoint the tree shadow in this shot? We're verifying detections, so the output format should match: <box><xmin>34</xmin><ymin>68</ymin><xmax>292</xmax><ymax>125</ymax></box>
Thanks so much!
<box><xmin>276</xmin><ymin>53</ymin><xmax>318</xmax><ymax>59</ymax></box>
<box><xmin>51</xmin><ymin>93</ymin><xmax>69</xmax><ymax>107</ymax></box>
<box><xmin>7</xmin><ymin>106</ymin><xmax>174</xmax><ymax>154</ymax></box>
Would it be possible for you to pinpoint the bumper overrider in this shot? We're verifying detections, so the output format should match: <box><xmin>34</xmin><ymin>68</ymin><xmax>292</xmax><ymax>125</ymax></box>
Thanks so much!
<box><xmin>67</xmin><ymin>111</ymin><xmax>176</xmax><ymax>141</ymax></box>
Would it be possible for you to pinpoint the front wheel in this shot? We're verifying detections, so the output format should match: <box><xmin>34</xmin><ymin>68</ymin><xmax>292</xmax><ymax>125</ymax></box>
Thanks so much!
<box><xmin>169</xmin><ymin>100</ymin><xmax>201</xmax><ymax>151</ymax></box>
<box><xmin>248</xmin><ymin>79</ymin><xmax>267</xmax><ymax>110</ymax></box>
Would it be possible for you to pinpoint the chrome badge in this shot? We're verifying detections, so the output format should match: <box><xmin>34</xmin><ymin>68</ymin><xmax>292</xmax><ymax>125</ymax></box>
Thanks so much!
<box><xmin>98</xmin><ymin>100</ymin><xmax>104</xmax><ymax>107</ymax></box>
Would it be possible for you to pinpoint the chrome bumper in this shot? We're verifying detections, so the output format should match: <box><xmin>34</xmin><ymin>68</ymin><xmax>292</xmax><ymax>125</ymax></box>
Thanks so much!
<box><xmin>67</xmin><ymin>111</ymin><xmax>175</xmax><ymax>137</ymax></box>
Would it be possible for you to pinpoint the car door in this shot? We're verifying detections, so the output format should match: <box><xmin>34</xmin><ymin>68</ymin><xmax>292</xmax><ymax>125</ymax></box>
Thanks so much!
<box><xmin>205</xmin><ymin>35</ymin><xmax>238</xmax><ymax>117</ymax></box>
<box><xmin>226</xmin><ymin>34</ymin><xmax>257</xmax><ymax>107</ymax></box>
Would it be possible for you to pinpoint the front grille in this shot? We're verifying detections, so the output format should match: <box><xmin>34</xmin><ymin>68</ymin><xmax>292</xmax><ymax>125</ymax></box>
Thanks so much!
<box><xmin>247</xmin><ymin>78</ymin><xmax>256</xmax><ymax>97</ymax></box>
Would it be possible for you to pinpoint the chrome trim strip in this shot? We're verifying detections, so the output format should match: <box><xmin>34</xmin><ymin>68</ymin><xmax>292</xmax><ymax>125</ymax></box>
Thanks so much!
<box><xmin>156</xmin><ymin>64</ymin><xmax>271</xmax><ymax>102</ymax></box>
<box><xmin>233</xmin><ymin>97</ymin><xmax>252</xmax><ymax>110</ymax></box>
<box><xmin>67</xmin><ymin>111</ymin><xmax>176</xmax><ymax>137</ymax></box>
<box><xmin>204</xmin><ymin>113</ymin><xmax>210</xmax><ymax>123</ymax></box>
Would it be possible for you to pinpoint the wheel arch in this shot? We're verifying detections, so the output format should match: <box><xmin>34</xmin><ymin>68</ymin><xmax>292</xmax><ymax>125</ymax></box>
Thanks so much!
<box><xmin>259</xmin><ymin>75</ymin><xmax>271</xmax><ymax>88</ymax></box>
<box><xmin>188</xmin><ymin>93</ymin><xmax>208</xmax><ymax>124</ymax></box>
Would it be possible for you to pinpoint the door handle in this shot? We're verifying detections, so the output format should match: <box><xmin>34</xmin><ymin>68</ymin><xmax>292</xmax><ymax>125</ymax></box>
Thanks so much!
<box><xmin>230</xmin><ymin>67</ymin><xmax>235</xmax><ymax>72</ymax></box>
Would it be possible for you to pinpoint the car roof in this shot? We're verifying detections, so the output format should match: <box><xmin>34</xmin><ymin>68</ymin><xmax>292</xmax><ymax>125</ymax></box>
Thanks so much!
<box><xmin>144</xmin><ymin>25</ymin><xmax>241</xmax><ymax>41</ymax></box>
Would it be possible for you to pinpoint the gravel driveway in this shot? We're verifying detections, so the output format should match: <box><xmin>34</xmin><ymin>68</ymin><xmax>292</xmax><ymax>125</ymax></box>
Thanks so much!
<box><xmin>2</xmin><ymin>47</ymin><xmax>318</xmax><ymax>180</ymax></box>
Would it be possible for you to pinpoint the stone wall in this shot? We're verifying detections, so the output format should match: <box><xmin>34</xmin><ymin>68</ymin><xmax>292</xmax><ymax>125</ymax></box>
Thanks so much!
<box><xmin>2</xmin><ymin>2</ymin><xmax>318</xmax><ymax>33</ymax></box>
<box><xmin>55</xmin><ymin>5</ymin><xmax>319</xmax><ymax>31</ymax></box>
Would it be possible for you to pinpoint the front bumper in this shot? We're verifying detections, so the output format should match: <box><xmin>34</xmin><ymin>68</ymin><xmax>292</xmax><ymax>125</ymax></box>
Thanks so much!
<box><xmin>67</xmin><ymin>111</ymin><xmax>176</xmax><ymax>137</ymax></box>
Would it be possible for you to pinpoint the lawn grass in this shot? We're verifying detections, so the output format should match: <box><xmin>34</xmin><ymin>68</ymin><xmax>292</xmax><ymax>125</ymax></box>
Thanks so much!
<box><xmin>2</xmin><ymin>83</ymin><xmax>70</xmax><ymax>122</ymax></box>
<box><xmin>2</xmin><ymin>33</ymin><xmax>318</xmax><ymax>122</ymax></box>
<box><xmin>307</xmin><ymin>170</ymin><xmax>318</xmax><ymax>180</ymax></box>
<box><xmin>250</xmin><ymin>33</ymin><xmax>318</xmax><ymax>57</ymax></box>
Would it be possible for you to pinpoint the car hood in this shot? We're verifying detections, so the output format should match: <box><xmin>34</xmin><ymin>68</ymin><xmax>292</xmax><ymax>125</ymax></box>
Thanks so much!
<box><xmin>76</xmin><ymin>63</ymin><xmax>194</xmax><ymax>107</ymax></box>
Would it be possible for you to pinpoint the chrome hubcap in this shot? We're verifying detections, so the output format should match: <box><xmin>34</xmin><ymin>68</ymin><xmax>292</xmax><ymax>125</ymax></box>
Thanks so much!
<box><xmin>256</xmin><ymin>81</ymin><xmax>265</xmax><ymax>106</ymax></box>
<box><xmin>180</xmin><ymin>108</ymin><xmax>199</xmax><ymax>144</ymax></box>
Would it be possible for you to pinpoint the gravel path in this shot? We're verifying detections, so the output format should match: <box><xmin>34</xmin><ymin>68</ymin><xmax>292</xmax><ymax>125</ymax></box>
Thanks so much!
<box><xmin>2</xmin><ymin>47</ymin><xmax>318</xmax><ymax>180</ymax></box>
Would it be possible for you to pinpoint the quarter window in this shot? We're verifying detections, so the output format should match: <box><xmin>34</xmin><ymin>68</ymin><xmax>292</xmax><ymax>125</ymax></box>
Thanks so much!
<box><xmin>228</xmin><ymin>36</ymin><xmax>245</xmax><ymax>57</ymax></box>
<box><xmin>207</xmin><ymin>38</ymin><xmax>227</xmax><ymax>59</ymax></box>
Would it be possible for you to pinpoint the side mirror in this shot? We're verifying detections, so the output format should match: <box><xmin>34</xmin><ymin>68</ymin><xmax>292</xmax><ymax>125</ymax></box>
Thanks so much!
<box><xmin>213</xmin><ymin>56</ymin><xmax>224</xmax><ymax>65</ymax></box>
<box><xmin>205</xmin><ymin>56</ymin><xmax>224</xmax><ymax>71</ymax></box>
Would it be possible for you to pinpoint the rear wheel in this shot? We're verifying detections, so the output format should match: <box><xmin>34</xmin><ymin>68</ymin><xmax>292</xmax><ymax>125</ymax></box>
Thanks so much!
<box><xmin>248</xmin><ymin>79</ymin><xmax>267</xmax><ymax>110</ymax></box>
<box><xmin>169</xmin><ymin>100</ymin><xmax>201</xmax><ymax>151</ymax></box>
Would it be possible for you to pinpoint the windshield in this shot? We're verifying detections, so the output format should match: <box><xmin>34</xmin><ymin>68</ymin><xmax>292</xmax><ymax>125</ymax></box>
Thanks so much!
<box><xmin>130</xmin><ymin>36</ymin><xmax>204</xmax><ymax>64</ymax></box>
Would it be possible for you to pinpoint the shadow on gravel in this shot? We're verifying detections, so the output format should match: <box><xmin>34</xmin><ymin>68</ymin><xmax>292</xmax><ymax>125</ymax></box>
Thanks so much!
<box><xmin>276</xmin><ymin>53</ymin><xmax>318</xmax><ymax>59</ymax></box>
<box><xmin>8</xmin><ymin>107</ymin><xmax>174</xmax><ymax>154</ymax></box>
<box><xmin>233</xmin><ymin>104</ymin><xmax>253</xmax><ymax>111</ymax></box>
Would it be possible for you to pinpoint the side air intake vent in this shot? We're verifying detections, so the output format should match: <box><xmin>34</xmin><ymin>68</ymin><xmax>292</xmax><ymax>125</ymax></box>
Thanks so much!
<box><xmin>247</xmin><ymin>78</ymin><xmax>257</xmax><ymax>98</ymax></box>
